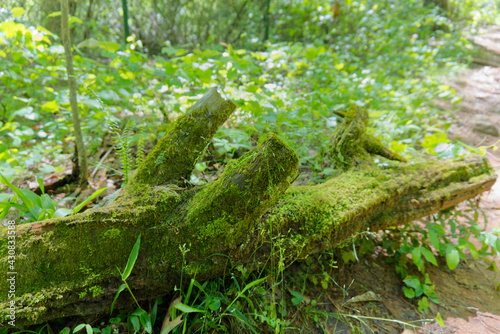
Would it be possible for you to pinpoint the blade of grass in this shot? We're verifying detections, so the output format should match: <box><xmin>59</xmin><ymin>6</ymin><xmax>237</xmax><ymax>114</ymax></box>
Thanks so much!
<box><xmin>73</xmin><ymin>187</ymin><xmax>108</xmax><ymax>214</ymax></box>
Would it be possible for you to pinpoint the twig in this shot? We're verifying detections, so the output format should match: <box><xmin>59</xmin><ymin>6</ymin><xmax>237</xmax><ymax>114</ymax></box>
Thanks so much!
<box><xmin>91</xmin><ymin>146</ymin><xmax>114</xmax><ymax>178</ymax></box>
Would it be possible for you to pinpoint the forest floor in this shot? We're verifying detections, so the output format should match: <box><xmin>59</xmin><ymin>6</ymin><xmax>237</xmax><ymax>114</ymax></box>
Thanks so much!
<box><xmin>289</xmin><ymin>28</ymin><xmax>500</xmax><ymax>334</ymax></box>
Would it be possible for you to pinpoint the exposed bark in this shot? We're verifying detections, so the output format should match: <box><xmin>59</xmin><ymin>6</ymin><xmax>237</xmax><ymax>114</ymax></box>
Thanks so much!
<box><xmin>0</xmin><ymin>89</ymin><xmax>496</xmax><ymax>327</ymax></box>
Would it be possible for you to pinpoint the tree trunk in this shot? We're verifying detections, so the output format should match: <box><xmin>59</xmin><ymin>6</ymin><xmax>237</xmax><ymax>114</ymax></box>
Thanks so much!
<box><xmin>61</xmin><ymin>0</ymin><xmax>88</xmax><ymax>186</ymax></box>
<box><xmin>0</xmin><ymin>89</ymin><xmax>496</xmax><ymax>328</ymax></box>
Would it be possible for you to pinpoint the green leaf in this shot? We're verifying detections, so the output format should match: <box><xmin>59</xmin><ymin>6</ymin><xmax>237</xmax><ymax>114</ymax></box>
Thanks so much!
<box><xmin>139</xmin><ymin>309</ymin><xmax>152</xmax><ymax>333</ymax></box>
<box><xmin>342</xmin><ymin>250</ymin><xmax>356</xmax><ymax>263</ymax></box>
<box><xmin>47</xmin><ymin>11</ymin><xmax>61</xmax><ymax>18</ymax></box>
<box><xmin>69</xmin><ymin>16</ymin><xmax>83</xmax><ymax>26</ymax></box>
<box><xmin>130</xmin><ymin>316</ymin><xmax>140</xmax><ymax>332</ymax></box>
<box><xmin>421</xmin><ymin>133</ymin><xmax>450</xmax><ymax>155</ymax></box>
<box><xmin>41</xmin><ymin>101</ymin><xmax>59</xmax><ymax>113</ymax></box>
<box><xmin>435</xmin><ymin>312</ymin><xmax>445</xmax><ymax>327</ymax></box>
<box><xmin>411</xmin><ymin>247</ymin><xmax>422</xmax><ymax>266</ymax></box>
<box><xmin>403</xmin><ymin>287</ymin><xmax>415</xmax><ymax>299</ymax></box>
<box><xmin>208</xmin><ymin>297</ymin><xmax>221</xmax><ymax>311</ymax></box>
<box><xmin>240</xmin><ymin>276</ymin><xmax>267</xmax><ymax>295</ymax></box>
<box><xmin>5</xmin><ymin>201</ymin><xmax>27</xmax><ymax>211</ymax></box>
<box><xmin>37</xmin><ymin>176</ymin><xmax>45</xmax><ymax>194</ymax></box>
<box><xmin>432</xmin><ymin>224</ymin><xmax>446</xmax><ymax>235</ymax></box>
<box><xmin>12</xmin><ymin>7</ymin><xmax>26</xmax><ymax>18</ymax></box>
<box><xmin>73</xmin><ymin>187</ymin><xmax>108</xmax><ymax>214</ymax></box>
<box><xmin>420</xmin><ymin>247</ymin><xmax>438</xmax><ymax>266</ymax></box>
<box><xmin>428</xmin><ymin>229</ymin><xmax>440</xmax><ymax>250</ymax></box>
<box><xmin>0</xmin><ymin>174</ymin><xmax>34</xmax><ymax>209</ymax></box>
<box><xmin>110</xmin><ymin>284</ymin><xmax>127</xmax><ymax>314</ymax></box>
<box><xmin>41</xmin><ymin>194</ymin><xmax>55</xmax><ymax>211</ymax></box>
<box><xmin>418</xmin><ymin>296</ymin><xmax>430</xmax><ymax>311</ymax></box>
<box><xmin>28</xmin><ymin>206</ymin><xmax>43</xmax><ymax>221</ymax></box>
<box><xmin>59</xmin><ymin>327</ymin><xmax>70</xmax><ymax>334</ymax></box>
<box><xmin>487</xmin><ymin>261</ymin><xmax>498</xmax><ymax>272</ymax></box>
<box><xmin>54</xmin><ymin>208</ymin><xmax>73</xmax><ymax>218</ymax></box>
<box><xmin>73</xmin><ymin>324</ymin><xmax>85</xmax><ymax>333</ymax></box>
<box><xmin>98</xmin><ymin>41</ymin><xmax>121</xmax><ymax>53</ymax></box>
<box><xmin>77</xmin><ymin>38</ymin><xmax>100</xmax><ymax>49</ymax></box>
<box><xmin>467</xmin><ymin>242</ymin><xmax>479</xmax><ymax>260</ymax></box>
<box><xmin>121</xmin><ymin>234</ymin><xmax>141</xmax><ymax>280</ymax></box>
<box><xmin>174</xmin><ymin>303</ymin><xmax>205</xmax><ymax>314</ymax></box>
<box><xmin>85</xmin><ymin>325</ymin><xmax>92</xmax><ymax>334</ymax></box>
<box><xmin>290</xmin><ymin>291</ymin><xmax>303</xmax><ymax>306</ymax></box>
<box><xmin>226</xmin><ymin>306</ymin><xmax>257</xmax><ymax>333</ymax></box>
<box><xmin>445</xmin><ymin>245</ymin><xmax>460</xmax><ymax>270</ymax></box>
<box><xmin>21</xmin><ymin>189</ymin><xmax>42</xmax><ymax>208</ymax></box>
<box><xmin>0</xmin><ymin>202</ymin><xmax>12</xmax><ymax>221</ymax></box>
<box><xmin>403</xmin><ymin>276</ymin><xmax>420</xmax><ymax>290</ymax></box>
<box><xmin>151</xmin><ymin>299</ymin><xmax>158</xmax><ymax>327</ymax></box>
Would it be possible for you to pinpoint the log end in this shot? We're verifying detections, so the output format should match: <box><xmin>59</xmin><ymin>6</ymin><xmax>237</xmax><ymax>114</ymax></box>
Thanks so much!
<box><xmin>187</xmin><ymin>132</ymin><xmax>299</xmax><ymax>222</ymax></box>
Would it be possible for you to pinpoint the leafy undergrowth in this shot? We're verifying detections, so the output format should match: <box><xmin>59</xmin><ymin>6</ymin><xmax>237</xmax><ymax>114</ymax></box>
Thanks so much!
<box><xmin>0</xmin><ymin>0</ymin><xmax>484</xmax><ymax>185</ymax></box>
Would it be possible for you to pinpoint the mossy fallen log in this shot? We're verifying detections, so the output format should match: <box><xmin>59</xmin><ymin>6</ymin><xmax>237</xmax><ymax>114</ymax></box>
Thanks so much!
<box><xmin>0</xmin><ymin>89</ymin><xmax>497</xmax><ymax>328</ymax></box>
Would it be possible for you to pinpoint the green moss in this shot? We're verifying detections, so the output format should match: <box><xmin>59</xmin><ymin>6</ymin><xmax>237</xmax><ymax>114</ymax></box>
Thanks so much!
<box><xmin>0</xmin><ymin>183</ymin><xmax>184</xmax><ymax>324</ymax></box>
<box><xmin>102</xmin><ymin>228</ymin><xmax>121</xmax><ymax>239</ymax></box>
<box><xmin>329</xmin><ymin>106</ymin><xmax>405</xmax><ymax>171</ymax></box>
<box><xmin>329</xmin><ymin>106</ymin><xmax>370</xmax><ymax>170</ymax></box>
<box><xmin>148</xmin><ymin>132</ymin><xmax>299</xmax><ymax>274</ymax></box>
<box><xmin>266</xmin><ymin>156</ymin><xmax>496</xmax><ymax>258</ymax></box>
<box><xmin>89</xmin><ymin>285</ymin><xmax>104</xmax><ymax>298</ymax></box>
<box><xmin>131</xmin><ymin>88</ymin><xmax>237</xmax><ymax>186</ymax></box>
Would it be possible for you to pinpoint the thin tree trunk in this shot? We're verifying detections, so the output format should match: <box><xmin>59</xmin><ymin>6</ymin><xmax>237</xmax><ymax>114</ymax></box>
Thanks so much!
<box><xmin>60</xmin><ymin>0</ymin><xmax>88</xmax><ymax>186</ymax></box>
<box><xmin>122</xmin><ymin>0</ymin><xmax>130</xmax><ymax>44</ymax></box>
<box><xmin>264</xmin><ymin>0</ymin><xmax>271</xmax><ymax>41</ymax></box>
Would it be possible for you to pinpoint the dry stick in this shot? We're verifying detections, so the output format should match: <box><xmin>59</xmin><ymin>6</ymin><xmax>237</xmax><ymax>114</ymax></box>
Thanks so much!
<box><xmin>91</xmin><ymin>146</ymin><xmax>114</xmax><ymax>179</ymax></box>
<box><xmin>60</xmin><ymin>0</ymin><xmax>88</xmax><ymax>186</ymax></box>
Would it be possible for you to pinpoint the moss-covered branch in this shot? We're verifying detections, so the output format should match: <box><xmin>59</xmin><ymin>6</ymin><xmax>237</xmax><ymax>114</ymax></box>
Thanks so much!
<box><xmin>131</xmin><ymin>87</ymin><xmax>237</xmax><ymax>186</ymax></box>
<box><xmin>330</xmin><ymin>106</ymin><xmax>405</xmax><ymax>170</ymax></box>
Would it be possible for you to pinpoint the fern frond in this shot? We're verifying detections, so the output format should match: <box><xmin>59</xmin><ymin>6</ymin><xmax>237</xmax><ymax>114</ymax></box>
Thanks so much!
<box><xmin>136</xmin><ymin>127</ymin><xmax>146</xmax><ymax>167</ymax></box>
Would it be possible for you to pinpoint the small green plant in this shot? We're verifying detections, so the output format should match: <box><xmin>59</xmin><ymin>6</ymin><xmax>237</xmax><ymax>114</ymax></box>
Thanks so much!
<box><xmin>136</xmin><ymin>127</ymin><xmax>147</xmax><ymax>167</ymax></box>
<box><xmin>111</xmin><ymin>233</ymin><xmax>142</xmax><ymax>314</ymax></box>
<box><xmin>377</xmin><ymin>203</ymin><xmax>500</xmax><ymax>311</ymax></box>
<box><xmin>0</xmin><ymin>174</ymin><xmax>107</xmax><ymax>223</ymax></box>
<box><xmin>71</xmin><ymin>323</ymin><xmax>100</xmax><ymax>334</ymax></box>
<box><xmin>111</xmin><ymin>121</ymin><xmax>133</xmax><ymax>186</ymax></box>
<box><xmin>110</xmin><ymin>234</ymin><xmax>159</xmax><ymax>334</ymax></box>
<box><xmin>160</xmin><ymin>244</ymin><xmax>265</xmax><ymax>333</ymax></box>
